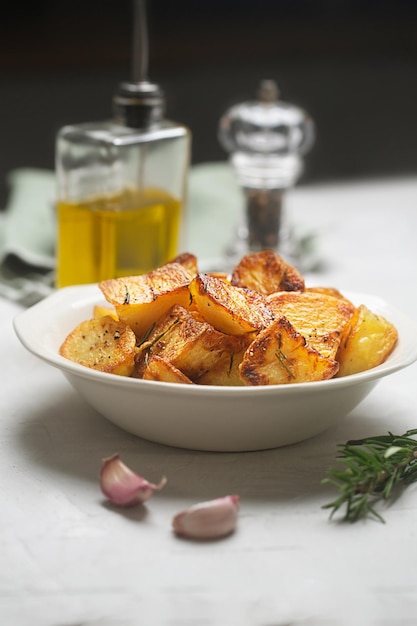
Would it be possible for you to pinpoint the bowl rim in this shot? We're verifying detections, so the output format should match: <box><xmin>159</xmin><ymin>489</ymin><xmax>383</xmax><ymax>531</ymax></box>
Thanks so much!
<box><xmin>13</xmin><ymin>283</ymin><xmax>417</xmax><ymax>397</ymax></box>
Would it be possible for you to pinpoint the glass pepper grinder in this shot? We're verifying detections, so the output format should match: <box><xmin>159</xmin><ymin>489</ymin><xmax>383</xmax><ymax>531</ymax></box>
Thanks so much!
<box><xmin>55</xmin><ymin>0</ymin><xmax>191</xmax><ymax>288</ymax></box>
<box><xmin>218</xmin><ymin>80</ymin><xmax>314</xmax><ymax>266</ymax></box>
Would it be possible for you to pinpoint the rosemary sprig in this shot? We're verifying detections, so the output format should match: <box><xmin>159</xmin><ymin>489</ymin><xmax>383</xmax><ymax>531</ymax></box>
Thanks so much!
<box><xmin>275</xmin><ymin>334</ymin><xmax>295</xmax><ymax>379</ymax></box>
<box><xmin>322</xmin><ymin>429</ymin><xmax>417</xmax><ymax>523</ymax></box>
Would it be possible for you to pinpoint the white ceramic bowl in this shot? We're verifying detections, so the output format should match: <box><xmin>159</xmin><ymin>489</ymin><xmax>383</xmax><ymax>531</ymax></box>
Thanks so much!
<box><xmin>14</xmin><ymin>284</ymin><xmax>417</xmax><ymax>452</ymax></box>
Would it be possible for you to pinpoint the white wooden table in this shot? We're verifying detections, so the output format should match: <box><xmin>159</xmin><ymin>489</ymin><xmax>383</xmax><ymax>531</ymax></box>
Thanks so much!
<box><xmin>1</xmin><ymin>173</ymin><xmax>417</xmax><ymax>625</ymax></box>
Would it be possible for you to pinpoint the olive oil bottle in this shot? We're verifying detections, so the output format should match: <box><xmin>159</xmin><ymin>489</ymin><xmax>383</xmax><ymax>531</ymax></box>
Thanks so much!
<box><xmin>55</xmin><ymin>1</ymin><xmax>190</xmax><ymax>287</ymax></box>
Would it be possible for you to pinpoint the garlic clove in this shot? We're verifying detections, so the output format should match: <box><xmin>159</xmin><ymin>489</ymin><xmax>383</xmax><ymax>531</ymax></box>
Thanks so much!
<box><xmin>100</xmin><ymin>453</ymin><xmax>167</xmax><ymax>506</ymax></box>
<box><xmin>172</xmin><ymin>495</ymin><xmax>240</xmax><ymax>540</ymax></box>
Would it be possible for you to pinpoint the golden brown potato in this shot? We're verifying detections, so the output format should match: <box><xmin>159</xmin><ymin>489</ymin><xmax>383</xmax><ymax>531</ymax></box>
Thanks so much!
<box><xmin>336</xmin><ymin>304</ymin><xmax>398</xmax><ymax>377</ymax></box>
<box><xmin>189</xmin><ymin>273</ymin><xmax>274</xmax><ymax>335</ymax></box>
<box><xmin>267</xmin><ymin>291</ymin><xmax>355</xmax><ymax>359</ymax></box>
<box><xmin>99</xmin><ymin>262</ymin><xmax>193</xmax><ymax>340</ymax></box>
<box><xmin>239</xmin><ymin>317</ymin><xmax>339</xmax><ymax>385</ymax></box>
<box><xmin>142</xmin><ymin>355</ymin><xmax>194</xmax><ymax>384</ymax></box>
<box><xmin>299</xmin><ymin>330</ymin><xmax>343</xmax><ymax>360</ymax></box>
<box><xmin>306</xmin><ymin>286</ymin><xmax>353</xmax><ymax>303</ymax></box>
<box><xmin>230</xmin><ymin>250</ymin><xmax>305</xmax><ymax>295</ymax></box>
<box><xmin>135</xmin><ymin>304</ymin><xmax>250</xmax><ymax>382</ymax></box>
<box><xmin>93</xmin><ymin>305</ymin><xmax>118</xmax><ymax>321</ymax></box>
<box><xmin>169</xmin><ymin>252</ymin><xmax>199</xmax><ymax>277</ymax></box>
<box><xmin>206</xmin><ymin>271</ymin><xmax>230</xmax><ymax>283</ymax></box>
<box><xmin>195</xmin><ymin>345</ymin><xmax>250</xmax><ymax>386</ymax></box>
<box><xmin>59</xmin><ymin>315</ymin><xmax>136</xmax><ymax>376</ymax></box>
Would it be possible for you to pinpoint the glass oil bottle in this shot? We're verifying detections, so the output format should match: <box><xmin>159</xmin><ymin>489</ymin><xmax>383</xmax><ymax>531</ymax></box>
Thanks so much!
<box><xmin>55</xmin><ymin>1</ymin><xmax>190</xmax><ymax>287</ymax></box>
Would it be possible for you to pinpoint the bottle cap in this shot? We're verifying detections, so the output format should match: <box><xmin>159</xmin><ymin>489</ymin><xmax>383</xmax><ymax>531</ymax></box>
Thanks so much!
<box><xmin>219</xmin><ymin>79</ymin><xmax>314</xmax><ymax>157</ymax></box>
<box><xmin>219</xmin><ymin>80</ymin><xmax>315</xmax><ymax>189</ymax></box>
<box><xmin>113</xmin><ymin>80</ymin><xmax>165</xmax><ymax>129</ymax></box>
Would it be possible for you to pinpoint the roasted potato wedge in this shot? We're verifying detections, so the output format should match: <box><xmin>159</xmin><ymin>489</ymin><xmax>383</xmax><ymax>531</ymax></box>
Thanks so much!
<box><xmin>206</xmin><ymin>271</ymin><xmax>230</xmax><ymax>283</ymax></box>
<box><xmin>93</xmin><ymin>305</ymin><xmax>118</xmax><ymax>321</ymax></box>
<box><xmin>299</xmin><ymin>330</ymin><xmax>343</xmax><ymax>360</ymax></box>
<box><xmin>59</xmin><ymin>315</ymin><xmax>136</xmax><ymax>376</ymax></box>
<box><xmin>239</xmin><ymin>317</ymin><xmax>339</xmax><ymax>385</ymax></box>
<box><xmin>336</xmin><ymin>304</ymin><xmax>398</xmax><ymax>377</ymax></box>
<box><xmin>306</xmin><ymin>286</ymin><xmax>353</xmax><ymax>303</ymax></box>
<box><xmin>267</xmin><ymin>291</ymin><xmax>355</xmax><ymax>359</ymax></box>
<box><xmin>189</xmin><ymin>273</ymin><xmax>274</xmax><ymax>335</ymax></box>
<box><xmin>196</xmin><ymin>345</ymin><xmax>250</xmax><ymax>386</ymax></box>
<box><xmin>231</xmin><ymin>250</ymin><xmax>305</xmax><ymax>295</ymax></box>
<box><xmin>142</xmin><ymin>355</ymin><xmax>193</xmax><ymax>384</ymax></box>
<box><xmin>169</xmin><ymin>252</ymin><xmax>199</xmax><ymax>277</ymax></box>
<box><xmin>135</xmin><ymin>304</ymin><xmax>250</xmax><ymax>381</ymax></box>
<box><xmin>99</xmin><ymin>262</ymin><xmax>193</xmax><ymax>340</ymax></box>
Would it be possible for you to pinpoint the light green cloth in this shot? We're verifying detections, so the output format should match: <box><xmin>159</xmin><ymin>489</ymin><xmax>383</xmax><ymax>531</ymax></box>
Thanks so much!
<box><xmin>0</xmin><ymin>169</ymin><xmax>56</xmax><ymax>306</ymax></box>
<box><xmin>186</xmin><ymin>162</ymin><xmax>243</xmax><ymax>268</ymax></box>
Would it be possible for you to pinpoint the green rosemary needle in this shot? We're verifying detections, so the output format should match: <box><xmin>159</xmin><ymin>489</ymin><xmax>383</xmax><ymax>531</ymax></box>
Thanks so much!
<box><xmin>322</xmin><ymin>429</ymin><xmax>417</xmax><ymax>523</ymax></box>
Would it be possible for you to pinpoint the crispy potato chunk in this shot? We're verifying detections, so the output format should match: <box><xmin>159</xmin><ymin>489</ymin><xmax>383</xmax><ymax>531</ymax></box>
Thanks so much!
<box><xmin>206</xmin><ymin>271</ymin><xmax>230</xmax><ymax>283</ymax></box>
<box><xmin>231</xmin><ymin>250</ymin><xmax>305</xmax><ymax>295</ymax></box>
<box><xmin>298</xmin><ymin>330</ymin><xmax>343</xmax><ymax>360</ymax></box>
<box><xmin>99</xmin><ymin>262</ymin><xmax>193</xmax><ymax>340</ymax></box>
<box><xmin>336</xmin><ymin>304</ymin><xmax>398</xmax><ymax>377</ymax></box>
<box><xmin>136</xmin><ymin>305</ymin><xmax>249</xmax><ymax>382</ymax></box>
<box><xmin>93</xmin><ymin>305</ymin><xmax>118</xmax><ymax>321</ymax></box>
<box><xmin>59</xmin><ymin>315</ymin><xmax>136</xmax><ymax>376</ymax></box>
<box><xmin>189</xmin><ymin>273</ymin><xmax>274</xmax><ymax>335</ymax></box>
<box><xmin>169</xmin><ymin>252</ymin><xmax>199</xmax><ymax>277</ymax></box>
<box><xmin>239</xmin><ymin>317</ymin><xmax>339</xmax><ymax>385</ymax></box>
<box><xmin>196</xmin><ymin>345</ymin><xmax>250</xmax><ymax>386</ymax></box>
<box><xmin>306</xmin><ymin>286</ymin><xmax>353</xmax><ymax>303</ymax></box>
<box><xmin>142</xmin><ymin>355</ymin><xmax>193</xmax><ymax>384</ymax></box>
<box><xmin>267</xmin><ymin>291</ymin><xmax>355</xmax><ymax>359</ymax></box>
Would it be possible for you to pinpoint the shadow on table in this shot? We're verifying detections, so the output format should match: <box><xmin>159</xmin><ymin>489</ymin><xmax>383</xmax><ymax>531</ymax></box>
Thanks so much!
<box><xmin>14</xmin><ymin>385</ymin><xmax>384</xmax><ymax>507</ymax></box>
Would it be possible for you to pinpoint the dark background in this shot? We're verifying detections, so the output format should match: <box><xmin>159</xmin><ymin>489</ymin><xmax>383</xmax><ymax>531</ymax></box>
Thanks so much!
<box><xmin>1</xmin><ymin>0</ymin><xmax>417</xmax><ymax>206</ymax></box>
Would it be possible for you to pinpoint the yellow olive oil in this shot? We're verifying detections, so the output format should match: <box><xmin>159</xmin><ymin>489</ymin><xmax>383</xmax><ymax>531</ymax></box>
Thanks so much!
<box><xmin>56</xmin><ymin>187</ymin><xmax>181</xmax><ymax>287</ymax></box>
